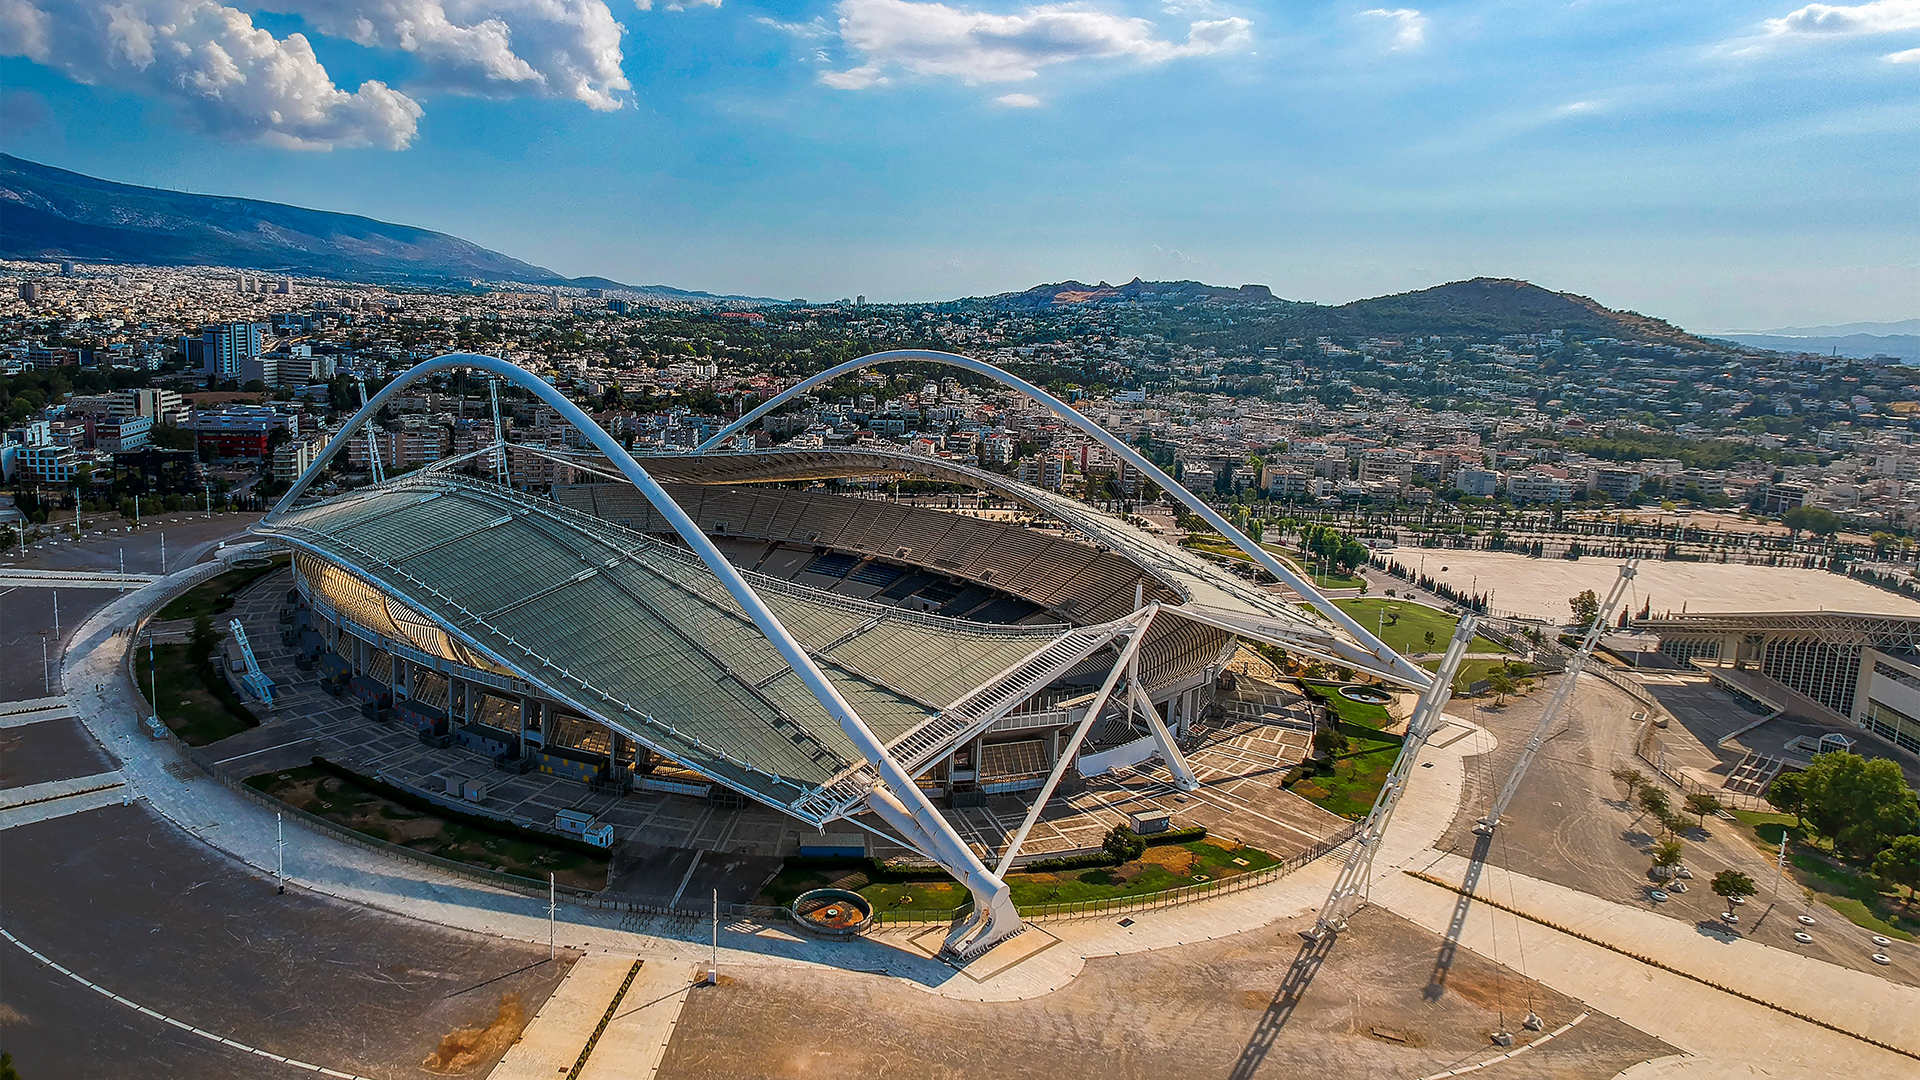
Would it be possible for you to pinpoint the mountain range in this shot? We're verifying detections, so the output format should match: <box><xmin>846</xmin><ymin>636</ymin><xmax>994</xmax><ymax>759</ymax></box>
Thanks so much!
<box><xmin>0</xmin><ymin>154</ymin><xmax>1863</xmax><ymax>354</ymax></box>
<box><xmin>0</xmin><ymin>155</ymin><xmax>767</xmax><ymax>302</ymax></box>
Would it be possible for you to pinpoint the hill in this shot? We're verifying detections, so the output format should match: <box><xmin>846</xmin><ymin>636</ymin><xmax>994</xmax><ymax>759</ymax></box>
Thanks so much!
<box><xmin>0</xmin><ymin>155</ymin><xmax>774</xmax><ymax>301</ymax></box>
<box><xmin>980</xmin><ymin>274</ymin><xmax>1722</xmax><ymax>349</ymax></box>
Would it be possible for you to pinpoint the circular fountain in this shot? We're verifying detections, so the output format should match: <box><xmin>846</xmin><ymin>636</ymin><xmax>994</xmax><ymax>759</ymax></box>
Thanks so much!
<box><xmin>790</xmin><ymin>888</ymin><xmax>875</xmax><ymax>939</ymax></box>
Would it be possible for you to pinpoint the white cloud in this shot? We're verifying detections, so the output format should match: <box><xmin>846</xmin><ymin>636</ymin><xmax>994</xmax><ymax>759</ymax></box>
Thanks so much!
<box><xmin>1763</xmin><ymin>0</ymin><xmax>1920</xmax><ymax>37</ymax></box>
<box><xmin>995</xmin><ymin>91</ymin><xmax>1040</xmax><ymax>105</ymax></box>
<box><xmin>0</xmin><ymin>0</ymin><xmax>422</xmax><ymax>147</ymax></box>
<box><xmin>1359</xmin><ymin>7</ymin><xmax>1425</xmax><ymax>51</ymax></box>
<box><xmin>756</xmin><ymin>14</ymin><xmax>831</xmax><ymax>38</ymax></box>
<box><xmin>1888</xmin><ymin>44</ymin><xmax>1920</xmax><ymax>59</ymax></box>
<box><xmin>261</xmin><ymin>0</ymin><xmax>631</xmax><ymax>109</ymax></box>
<box><xmin>821</xmin><ymin>0</ymin><xmax>1251</xmax><ymax>89</ymax></box>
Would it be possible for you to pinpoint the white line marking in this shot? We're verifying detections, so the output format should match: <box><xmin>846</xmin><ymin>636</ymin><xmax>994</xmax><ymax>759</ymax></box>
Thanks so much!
<box><xmin>0</xmin><ymin>925</ymin><xmax>384</xmax><ymax>1079</ymax></box>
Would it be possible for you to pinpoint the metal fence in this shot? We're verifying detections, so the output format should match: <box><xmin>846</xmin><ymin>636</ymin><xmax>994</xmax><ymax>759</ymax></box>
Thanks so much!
<box><xmin>1631</xmin><ymin>720</ymin><xmax>1772</xmax><ymax>813</ymax></box>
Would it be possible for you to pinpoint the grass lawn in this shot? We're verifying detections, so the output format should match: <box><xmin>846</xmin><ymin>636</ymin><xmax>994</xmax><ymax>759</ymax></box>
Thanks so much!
<box><xmin>1429</xmin><ymin>657</ymin><xmax>1538</xmax><ymax>696</ymax></box>
<box><xmin>1288</xmin><ymin>682</ymin><xmax>1403</xmax><ymax>818</ymax></box>
<box><xmin>1179</xmin><ymin>537</ymin><xmax>1366</xmax><ymax>590</ymax></box>
<box><xmin>1725</xmin><ymin>808</ymin><xmax>1917</xmax><ymax>940</ymax></box>
<box><xmin>1333</xmin><ymin>598</ymin><xmax>1506</xmax><ymax>655</ymax></box>
<box><xmin>157</xmin><ymin>556</ymin><xmax>288</xmax><ymax>621</ymax></box>
<box><xmin>148</xmin><ymin>641</ymin><xmax>258</xmax><ymax>745</ymax></box>
<box><xmin>246</xmin><ymin>765</ymin><xmax>607</xmax><ymax>890</ymax></box>
<box><xmin>757</xmin><ymin>839</ymin><xmax>1281</xmax><ymax>915</ymax></box>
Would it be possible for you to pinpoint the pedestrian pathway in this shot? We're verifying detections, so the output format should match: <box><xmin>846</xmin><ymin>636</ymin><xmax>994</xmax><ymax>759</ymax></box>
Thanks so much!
<box><xmin>1401</xmin><ymin>850</ymin><xmax>1920</xmax><ymax>1055</ymax></box>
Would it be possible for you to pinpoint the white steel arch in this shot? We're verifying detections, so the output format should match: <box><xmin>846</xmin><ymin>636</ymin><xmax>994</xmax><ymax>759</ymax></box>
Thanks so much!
<box><xmin>269</xmin><ymin>353</ymin><xmax>1018</xmax><ymax>956</ymax></box>
<box><xmin>696</xmin><ymin>349</ymin><xmax>1429</xmax><ymax>688</ymax></box>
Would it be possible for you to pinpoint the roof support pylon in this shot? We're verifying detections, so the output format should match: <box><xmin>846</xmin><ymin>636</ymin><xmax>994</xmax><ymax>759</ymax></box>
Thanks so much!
<box><xmin>1312</xmin><ymin>612</ymin><xmax>1477</xmax><ymax>939</ymax></box>
<box><xmin>994</xmin><ymin>607</ymin><xmax>1157</xmax><ymax>877</ymax></box>
<box><xmin>1476</xmin><ymin>560</ymin><xmax>1638</xmax><ymax>834</ymax></box>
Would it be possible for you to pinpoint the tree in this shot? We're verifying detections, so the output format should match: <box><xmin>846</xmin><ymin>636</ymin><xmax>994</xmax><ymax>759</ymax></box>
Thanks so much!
<box><xmin>1711</xmin><ymin>869</ymin><xmax>1757</xmax><ymax>915</ymax></box>
<box><xmin>1798</xmin><ymin>751</ymin><xmax>1920</xmax><ymax>860</ymax></box>
<box><xmin>1683</xmin><ymin>791</ymin><xmax>1723</xmax><ymax>826</ymax></box>
<box><xmin>187</xmin><ymin>615</ymin><xmax>219</xmax><ymax>668</ymax></box>
<box><xmin>1637</xmin><ymin>786</ymin><xmax>1671</xmax><ymax>825</ymax></box>
<box><xmin>1766</xmin><ymin>770</ymin><xmax>1806</xmax><ymax>827</ymax></box>
<box><xmin>1651</xmin><ymin>838</ymin><xmax>1685</xmax><ymax>877</ymax></box>
<box><xmin>1311</xmin><ymin>725</ymin><xmax>1349</xmax><ymax>760</ymax></box>
<box><xmin>1783</xmin><ymin>505</ymin><xmax>1841</xmax><ymax>537</ymax></box>
<box><xmin>1873</xmin><ymin>835</ymin><xmax>1920</xmax><ymax>908</ymax></box>
<box><xmin>1102</xmin><ymin>826</ymin><xmax>1145</xmax><ymax>863</ymax></box>
<box><xmin>1486</xmin><ymin>670</ymin><xmax>1516</xmax><ymax>705</ymax></box>
<box><xmin>1611</xmin><ymin>767</ymin><xmax>1649</xmax><ymax>800</ymax></box>
<box><xmin>1569</xmin><ymin>588</ymin><xmax>1601</xmax><ymax>631</ymax></box>
<box><xmin>1423</xmin><ymin>629</ymin><xmax>1437</xmax><ymax>650</ymax></box>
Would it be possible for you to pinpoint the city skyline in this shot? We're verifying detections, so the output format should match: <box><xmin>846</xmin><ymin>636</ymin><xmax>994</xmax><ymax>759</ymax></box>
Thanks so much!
<box><xmin>1</xmin><ymin>0</ymin><xmax>1915</xmax><ymax>328</ymax></box>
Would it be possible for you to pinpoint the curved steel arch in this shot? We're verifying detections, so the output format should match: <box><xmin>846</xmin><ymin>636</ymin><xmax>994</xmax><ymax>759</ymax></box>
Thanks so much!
<box><xmin>696</xmin><ymin>349</ymin><xmax>1429</xmax><ymax>688</ymax></box>
<box><xmin>268</xmin><ymin>353</ymin><xmax>1018</xmax><ymax>955</ymax></box>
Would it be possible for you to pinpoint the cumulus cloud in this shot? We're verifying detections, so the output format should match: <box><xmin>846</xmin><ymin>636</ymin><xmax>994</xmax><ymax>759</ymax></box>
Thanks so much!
<box><xmin>1762</xmin><ymin>0</ymin><xmax>1920</xmax><ymax>37</ymax></box>
<box><xmin>1359</xmin><ymin>7</ymin><xmax>1425</xmax><ymax>51</ymax></box>
<box><xmin>0</xmin><ymin>0</ymin><xmax>422</xmax><ymax>147</ymax></box>
<box><xmin>261</xmin><ymin>0</ymin><xmax>631</xmax><ymax>109</ymax></box>
<box><xmin>994</xmin><ymin>90</ymin><xmax>1039</xmax><ymax>105</ymax></box>
<box><xmin>820</xmin><ymin>0</ymin><xmax>1251</xmax><ymax>89</ymax></box>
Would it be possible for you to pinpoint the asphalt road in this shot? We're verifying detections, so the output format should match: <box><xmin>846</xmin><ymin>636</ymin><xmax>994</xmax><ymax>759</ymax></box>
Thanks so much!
<box><xmin>1436</xmin><ymin>674</ymin><xmax>1920</xmax><ymax>985</ymax></box>
<box><xmin>1</xmin><ymin>800</ymin><xmax>571</xmax><ymax>1079</ymax></box>
<box><xmin>2</xmin><ymin>514</ymin><xmax>577</xmax><ymax>1078</ymax></box>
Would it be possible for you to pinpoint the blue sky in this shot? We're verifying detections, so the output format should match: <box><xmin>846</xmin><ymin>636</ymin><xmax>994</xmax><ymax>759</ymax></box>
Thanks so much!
<box><xmin>2</xmin><ymin>0</ymin><xmax>1915</xmax><ymax>329</ymax></box>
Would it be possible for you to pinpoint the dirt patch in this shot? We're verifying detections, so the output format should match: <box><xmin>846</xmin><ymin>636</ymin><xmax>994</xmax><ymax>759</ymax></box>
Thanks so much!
<box><xmin>423</xmin><ymin>993</ymin><xmax>525</xmax><ymax>1073</ymax></box>
<box><xmin>1136</xmin><ymin>845</ymin><xmax>1197</xmax><ymax>875</ymax></box>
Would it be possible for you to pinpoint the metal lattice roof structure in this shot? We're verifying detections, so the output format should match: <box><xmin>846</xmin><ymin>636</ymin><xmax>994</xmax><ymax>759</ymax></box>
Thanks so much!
<box><xmin>263</xmin><ymin>473</ymin><xmax>1102</xmax><ymax>819</ymax></box>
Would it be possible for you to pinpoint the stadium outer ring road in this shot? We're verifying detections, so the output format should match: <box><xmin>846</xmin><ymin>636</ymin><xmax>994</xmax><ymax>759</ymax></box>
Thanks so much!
<box><xmin>693</xmin><ymin>349</ymin><xmax>1427</xmax><ymax>690</ymax></box>
<box><xmin>270</xmin><ymin>352</ymin><xmax>1025</xmax><ymax>955</ymax></box>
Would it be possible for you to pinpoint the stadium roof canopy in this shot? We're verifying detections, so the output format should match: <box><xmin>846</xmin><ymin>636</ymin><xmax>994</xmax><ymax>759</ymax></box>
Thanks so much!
<box><xmin>256</xmin><ymin>349</ymin><xmax>1428</xmax><ymax>959</ymax></box>
<box><xmin>264</xmin><ymin>473</ymin><xmax>1117</xmax><ymax>820</ymax></box>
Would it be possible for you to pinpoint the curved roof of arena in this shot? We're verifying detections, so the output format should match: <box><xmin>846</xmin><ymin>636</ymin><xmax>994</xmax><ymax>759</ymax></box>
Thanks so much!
<box><xmin>256</xmin><ymin>449</ymin><xmax>1378</xmax><ymax>819</ymax></box>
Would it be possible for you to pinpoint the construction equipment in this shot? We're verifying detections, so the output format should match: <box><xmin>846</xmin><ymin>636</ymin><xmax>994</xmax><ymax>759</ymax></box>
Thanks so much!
<box><xmin>1311</xmin><ymin>613</ymin><xmax>1478</xmax><ymax>938</ymax></box>
<box><xmin>1476</xmin><ymin>559</ymin><xmax>1638</xmax><ymax>834</ymax></box>
<box><xmin>229</xmin><ymin>618</ymin><xmax>274</xmax><ymax>706</ymax></box>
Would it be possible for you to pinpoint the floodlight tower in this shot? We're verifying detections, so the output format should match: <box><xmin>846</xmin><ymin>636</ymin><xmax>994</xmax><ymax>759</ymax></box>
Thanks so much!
<box><xmin>1475</xmin><ymin>560</ymin><xmax>1638</xmax><ymax>834</ymax></box>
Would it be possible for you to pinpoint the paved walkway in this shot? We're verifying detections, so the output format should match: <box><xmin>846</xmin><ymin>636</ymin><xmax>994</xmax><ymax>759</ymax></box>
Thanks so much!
<box><xmin>1401</xmin><ymin>850</ymin><xmax>1920</xmax><ymax>1055</ymax></box>
<box><xmin>38</xmin><ymin>556</ymin><xmax>1920</xmax><ymax>1076</ymax></box>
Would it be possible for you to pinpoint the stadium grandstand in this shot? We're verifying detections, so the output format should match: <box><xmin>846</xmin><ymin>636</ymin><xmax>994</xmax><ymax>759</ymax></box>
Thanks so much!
<box><xmin>255</xmin><ymin>351</ymin><xmax>1435</xmax><ymax>958</ymax></box>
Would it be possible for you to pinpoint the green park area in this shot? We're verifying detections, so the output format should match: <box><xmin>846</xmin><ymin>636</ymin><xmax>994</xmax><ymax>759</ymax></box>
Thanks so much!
<box><xmin>1179</xmin><ymin>536</ymin><xmax>1367</xmax><ymax>590</ymax></box>
<box><xmin>1727</xmin><ymin>771</ymin><xmax>1920</xmax><ymax>942</ymax></box>
<box><xmin>1332</xmin><ymin>598</ymin><xmax>1505</xmax><ymax>656</ymax></box>
<box><xmin>248</xmin><ymin>764</ymin><xmax>609</xmax><ymax>891</ymax></box>
<box><xmin>156</xmin><ymin>555</ymin><xmax>288</xmax><ymax>621</ymax></box>
<box><xmin>757</xmin><ymin>832</ymin><xmax>1280</xmax><ymax>916</ymax></box>
<box><xmin>1283</xmin><ymin>682</ymin><xmax>1404</xmax><ymax>818</ymax></box>
<box><xmin>148</xmin><ymin>636</ymin><xmax>258</xmax><ymax>745</ymax></box>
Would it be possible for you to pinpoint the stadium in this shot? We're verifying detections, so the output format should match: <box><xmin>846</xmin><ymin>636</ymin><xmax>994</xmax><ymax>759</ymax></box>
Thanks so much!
<box><xmin>255</xmin><ymin>350</ymin><xmax>1433</xmax><ymax>959</ymax></box>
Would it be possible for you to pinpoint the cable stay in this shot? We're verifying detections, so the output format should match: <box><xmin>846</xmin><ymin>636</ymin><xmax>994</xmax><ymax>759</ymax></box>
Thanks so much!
<box><xmin>1475</xmin><ymin>559</ymin><xmax>1638</xmax><ymax>835</ymax></box>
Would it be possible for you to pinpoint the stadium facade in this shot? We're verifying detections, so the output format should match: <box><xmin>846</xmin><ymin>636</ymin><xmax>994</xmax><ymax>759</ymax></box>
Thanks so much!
<box><xmin>257</xmin><ymin>351</ymin><xmax>1432</xmax><ymax>957</ymax></box>
<box><xmin>1639</xmin><ymin>610</ymin><xmax>1920</xmax><ymax>760</ymax></box>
